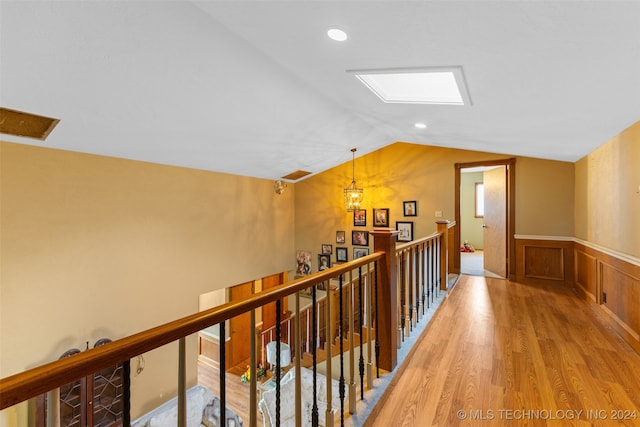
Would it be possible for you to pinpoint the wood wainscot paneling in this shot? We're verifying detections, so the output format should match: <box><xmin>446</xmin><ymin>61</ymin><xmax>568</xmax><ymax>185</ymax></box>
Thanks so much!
<box><xmin>574</xmin><ymin>245</ymin><xmax>598</xmax><ymax>302</ymax></box>
<box><xmin>574</xmin><ymin>242</ymin><xmax>640</xmax><ymax>353</ymax></box>
<box><xmin>198</xmin><ymin>331</ymin><xmax>231</xmax><ymax>370</ymax></box>
<box><xmin>515</xmin><ymin>238</ymin><xmax>574</xmax><ymax>287</ymax></box>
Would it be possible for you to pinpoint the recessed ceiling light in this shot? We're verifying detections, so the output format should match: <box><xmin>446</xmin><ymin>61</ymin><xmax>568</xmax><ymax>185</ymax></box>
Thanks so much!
<box><xmin>415</xmin><ymin>123</ymin><xmax>427</xmax><ymax>129</ymax></box>
<box><xmin>348</xmin><ymin>66</ymin><xmax>471</xmax><ymax>105</ymax></box>
<box><xmin>327</xmin><ymin>28</ymin><xmax>347</xmax><ymax>42</ymax></box>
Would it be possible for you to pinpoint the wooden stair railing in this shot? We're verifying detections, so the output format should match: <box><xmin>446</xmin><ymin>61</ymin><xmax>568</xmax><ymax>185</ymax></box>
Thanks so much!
<box><xmin>0</xmin><ymin>251</ymin><xmax>387</xmax><ymax>416</ymax></box>
<box><xmin>2</xmin><ymin>225</ymin><xmax>453</xmax><ymax>427</ymax></box>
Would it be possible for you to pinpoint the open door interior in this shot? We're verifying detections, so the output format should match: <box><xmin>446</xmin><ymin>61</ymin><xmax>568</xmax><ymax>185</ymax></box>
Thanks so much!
<box><xmin>483</xmin><ymin>166</ymin><xmax>507</xmax><ymax>278</ymax></box>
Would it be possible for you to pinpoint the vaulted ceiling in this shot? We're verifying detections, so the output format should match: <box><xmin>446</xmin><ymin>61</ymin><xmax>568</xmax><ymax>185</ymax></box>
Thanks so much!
<box><xmin>1</xmin><ymin>1</ymin><xmax>639</xmax><ymax>181</ymax></box>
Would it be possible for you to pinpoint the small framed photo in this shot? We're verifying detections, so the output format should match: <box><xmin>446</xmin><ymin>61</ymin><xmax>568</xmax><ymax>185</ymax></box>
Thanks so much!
<box><xmin>403</xmin><ymin>201</ymin><xmax>417</xmax><ymax>217</ymax></box>
<box><xmin>336</xmin><ymin>247</ymin><xmax>348</xmax><ymax>262</ymax></box>
<box><xmin>321</xmin><ymin>244</ymin><xmax>332</xmax><ymax>254</ymax></box>
<box><xmin>354</xmin><ymin>209</ymin><xmax>366</xmax><ymax>226</ymax></box>
<box><xmin>318</xmin><ymin>254</ymin><xmax>331</xmax><ymax>271</ymax></box>
<box><xmin>373</xmin><ymin>208</ymin><xmax>390</xmax><ymax>227</ymax></box>
<box><xmin>354</xmin><ymin>247</ymin><xmax>370</xmax><ymax>259</ymax></box>
<box><xmin>295</xmin><ymin>250</ymin><xmax>312</xmax><ymax>278</ymax></box>
<box><xmin>352</xmin><ymin>230</ymin><xmax>369</xmax><ymax>246</ymax></box>
<box><xmin>396</xmin><ymin>221</ymin><xmax>414</xmax><ymax>242</ymax></box>
<box><xmin>336</xmin><ymin>230</ymin><xmax>346</xmax><ymax>244</ymax></box>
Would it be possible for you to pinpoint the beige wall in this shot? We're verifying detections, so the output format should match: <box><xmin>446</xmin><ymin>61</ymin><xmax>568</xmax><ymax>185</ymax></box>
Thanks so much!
<box><xmin>0</xmin><ymin>142</ymin><xmax>295</xmax><ymax>419</ymax></box>
<box><xmin>575</xmin><ymin>121</ymin><xmax>640</xmax><ymax>258</ymax></box>
<box><xmin>516</xmin><ymin>156</ymin><xmax>575</xmax><ymax>236</ymax></box>
<box><xmin>294</xmin><ymin>142</ymin><xmax>575</xmax><ymax>269</ymax></box>
<box><xmin>460</xmin><ymin>172</ymin><xmax>484</xmax><ymax>249</ymax></box>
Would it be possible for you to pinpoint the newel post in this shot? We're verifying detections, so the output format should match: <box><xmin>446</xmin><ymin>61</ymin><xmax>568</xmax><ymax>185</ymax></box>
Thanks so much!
<box><xmin>437</xmin><ymin>221</ymin><xmax>450</xmax><ymax>290</ymax></box>
<box><xmin>371</xmin><ymin>230</ymin><xmax>399</xmax><ymax>371</ymax></box>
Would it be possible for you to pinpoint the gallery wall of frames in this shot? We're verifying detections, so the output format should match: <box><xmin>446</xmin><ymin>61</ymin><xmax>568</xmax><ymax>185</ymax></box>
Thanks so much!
<box><xmin>295</xmin><ymin>201</ymin><xmax>419</xmax><ymax>278</ymax></box>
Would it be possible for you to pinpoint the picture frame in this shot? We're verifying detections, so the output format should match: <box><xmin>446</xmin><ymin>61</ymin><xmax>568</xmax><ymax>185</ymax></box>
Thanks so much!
<box><xmin>396</xmin><ymin>221</ymin><xmax>414</xmax><ymax>242</ymax></box>
<box><xmin>352</xmin><ymin>230</ymin><xmax>369</xmax><ymax>246</ymax></box>
<box><xmin>318</xmin><ymin>254</ymin><xmax>331</xmax><ymax>271</ymax></box>
<box><xmin>336</xmin><ymin>247</ymin><xmax>348</xmax><ymax>262</ymax></box>
<box><xmin>373</xmin><ymin>208</ymin><xmax>390</xmax><ymax>227</ymax></box>
<box><xmin>353</xmin><ymin>209</ymin><xmax>366</xmax><ymax>226</ymax></box>
<box><xmin>403</xmin><ymin>201</ymin><xmax>417</xmax><ymax>216</ymax></box>
<box><xmin>321</xmin><ymin>244</ymin><xmax>332</xmax><ymax>254</ymax></box>
<box><xmin>353</xmin><ymin>247</ymin><xmax>370</xmax><ymax>259</ymax></box>
<box><xmin>336</xmin><ymin>230</ymin><xmax>346</xmax><ymax>244</ymax></box>
<box><xmin>295</xmin><ymin>250</ymin><xmax>312</xmax><ymax>278</ymax></box>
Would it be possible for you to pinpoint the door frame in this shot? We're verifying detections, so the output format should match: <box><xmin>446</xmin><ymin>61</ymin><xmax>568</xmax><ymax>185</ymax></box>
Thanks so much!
<box><xmin>454</xmin><ymin>158</ymin><xmax>516</xmax><ymax>280</ymax></box>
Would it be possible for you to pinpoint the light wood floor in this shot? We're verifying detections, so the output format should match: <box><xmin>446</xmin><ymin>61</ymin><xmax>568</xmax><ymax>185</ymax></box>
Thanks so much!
<box><xmin>198</xmin><ymin>359</ymin><xmax>264</xmax><ymax>426</ymax></box>
<box><xmin>365</xmin><ymin>275</ymin><xmax>640</xmax><ymax>427</ymax></box>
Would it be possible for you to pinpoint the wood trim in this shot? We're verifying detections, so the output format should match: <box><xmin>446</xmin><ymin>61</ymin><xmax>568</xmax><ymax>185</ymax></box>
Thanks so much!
<box><xmin>454</xmin><ymin>158</ymin><xmax>516</xmax><ymax>280</ymax></box>
<box><xmin>514</xmin><ymin>237</ymin><xmax>640</xmax><ymax>353</ymax></box>
<box><xmin>574</xmin><ymin>241</ymin><xmax>640</xmax><ymax>353</ymax></box>
<box><xmin>574</xmin><ymin>248</ymin><xmax>597</xmax><ymax>302</ymax></box>
<box><xmin>515</xmin><ymin>238</ymin><xmax>574</xmax><ymax>286</ymax></box>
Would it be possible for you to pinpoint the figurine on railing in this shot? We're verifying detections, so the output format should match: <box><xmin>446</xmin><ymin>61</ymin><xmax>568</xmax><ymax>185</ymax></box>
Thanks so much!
<box><xmin>240</xmin><ymin>363</ymin><xmax>266</xmax><ymax>383</ymax></box>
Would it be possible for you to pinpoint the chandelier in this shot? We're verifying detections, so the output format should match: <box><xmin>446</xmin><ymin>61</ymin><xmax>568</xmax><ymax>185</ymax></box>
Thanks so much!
<box><xmin>344</xmin><ymin>148</ymin><xmax>363</xmax><ymax>211</ymax></box>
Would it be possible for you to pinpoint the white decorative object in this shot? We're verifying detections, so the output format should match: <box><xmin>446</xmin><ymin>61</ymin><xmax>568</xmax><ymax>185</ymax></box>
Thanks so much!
<box><xmin>266</xmin><ymin>341</ymin><xmax>291</xmax><ymax>369</ymax></box>
<box><xmin>258</xmin><ymin>367</ymin><xmax>345</xmax><ymax>427</ymax></box>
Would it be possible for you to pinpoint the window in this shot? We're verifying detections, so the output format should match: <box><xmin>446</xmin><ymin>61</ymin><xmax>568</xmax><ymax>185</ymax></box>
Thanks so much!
<box><xmin>475</xmin><ymin>182</ymin><xmax>484</xmax><ymax>218</ymax></box>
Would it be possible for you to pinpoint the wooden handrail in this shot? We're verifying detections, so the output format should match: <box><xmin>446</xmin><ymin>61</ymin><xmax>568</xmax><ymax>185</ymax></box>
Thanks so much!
<box><xmin>0</xmin><ymin>252</ymin><xmax>384</xmax><ymax>410</ymax></box>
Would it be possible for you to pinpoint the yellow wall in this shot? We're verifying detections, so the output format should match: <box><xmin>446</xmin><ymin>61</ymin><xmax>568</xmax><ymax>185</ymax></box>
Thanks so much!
<box><xmin>575</xmin><ymin>121</ymin><xmax>640</xmax><ymax>258</ymax></box>
<box><xmin>460</xmin><ymin>171</ymin><xmax>484</xmax><ymax>249</ymax></box>
<box><xmin>0</xmin><ymin>142</ymin><xmax>295</xmax><ymax>419</ymax></box>
<box><xmin>516</xmin><ymin>156</ymin><xmax>575</xmax><ymax>236</ymax></box>
<box><xmin>294</xmin><ymin>142</ymin><xmax>575</xmax><ymax>270</ymax></box>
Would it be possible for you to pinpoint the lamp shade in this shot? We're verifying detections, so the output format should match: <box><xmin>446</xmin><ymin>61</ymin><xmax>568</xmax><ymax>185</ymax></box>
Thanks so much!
<box><xmin>266</xmin><ymin>341</ymin><xmax>291</xmax><ymax>368</ymax></box>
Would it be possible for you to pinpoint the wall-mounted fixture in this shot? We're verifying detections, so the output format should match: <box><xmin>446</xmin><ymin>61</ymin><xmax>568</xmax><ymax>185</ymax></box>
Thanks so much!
<box><xmin>274</xmin><ymin>180</ymin><xmax>287</xmax><ymax>195</ymax></box>
<box><xmin>344</xmin><ymin>148</ymin><xmax>363</xmax><ymax>211</ymax></box>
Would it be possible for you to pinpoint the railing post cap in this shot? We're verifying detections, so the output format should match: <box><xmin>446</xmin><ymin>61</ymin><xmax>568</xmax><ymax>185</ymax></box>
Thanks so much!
<box><xmin>435</xmin><ymin>220</ymin><xmax>450</xmax><ymax>224</ymax></box>
<box><xmin>370</xmin><ymin>229</ymin><xmax>399</xmax><ymax>236</ymax></box>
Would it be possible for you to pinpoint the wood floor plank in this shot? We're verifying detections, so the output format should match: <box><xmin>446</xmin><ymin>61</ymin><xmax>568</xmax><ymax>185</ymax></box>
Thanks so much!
<box><xmin>365</xmin><ymin>275</ymin><xmax>640</xmax><ymax>426</ymax></box>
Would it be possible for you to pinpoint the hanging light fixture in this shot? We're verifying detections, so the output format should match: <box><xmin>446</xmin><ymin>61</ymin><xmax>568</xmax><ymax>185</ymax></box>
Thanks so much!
<box><xmin>344</xmin><ymin>148</ymin><xmax>363</xmax><ymax>211</ymax></box>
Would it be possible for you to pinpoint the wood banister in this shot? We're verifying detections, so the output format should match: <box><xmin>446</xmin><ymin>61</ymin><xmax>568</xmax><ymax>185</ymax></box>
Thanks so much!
<box><xmin>437</xmin><ymin>220</ymin><xmax>451</xmax><ymax>290</ymax></box>
<box><xmin>0</xmin><ymin>253</ymin><xmax>384</xmax><ymax>410</ymax></box>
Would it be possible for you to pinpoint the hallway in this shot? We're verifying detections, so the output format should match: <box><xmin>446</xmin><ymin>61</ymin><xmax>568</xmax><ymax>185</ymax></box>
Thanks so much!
<box><xmin>460</xmin><ymin>250</ymin><xmax>503</xmax><ymax>279</ymax></box>
<box><xmin>365</xmin><ymin>275</ymin><xmax>640</xmax><ymax>426</ymax></box>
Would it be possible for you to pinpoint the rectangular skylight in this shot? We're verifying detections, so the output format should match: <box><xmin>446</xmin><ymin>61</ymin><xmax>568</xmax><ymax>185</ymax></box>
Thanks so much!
<box><xmin>350</xmin><ymin>67</ymin><xmax>470</xmax><ymax>105</ymax></box>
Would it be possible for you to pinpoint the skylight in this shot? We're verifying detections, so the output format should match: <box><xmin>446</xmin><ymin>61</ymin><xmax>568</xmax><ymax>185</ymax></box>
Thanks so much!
<box><xmin>350</xmin><ymin>67</ymin><xmax>471</xmax><ymax>105</ymax></box>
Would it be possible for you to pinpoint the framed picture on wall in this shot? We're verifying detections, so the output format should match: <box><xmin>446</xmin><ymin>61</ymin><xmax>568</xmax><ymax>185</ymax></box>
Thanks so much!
<box><xmin>354</xmin><ymin>247</ymin><xmax>369</xmax><ymax>259</ymax></box>
<box><xmin>322</xmin><ymin>244</ymin><xmax>333</xmax><ymax>254</ymax></box>
<box><xmin>336</xmin><ymin>230</ymin><xmax>346</xmax><ymax>244</ymax></box>
<box><xmin>403</xmin><ymin>201</ymin><xmax>417</xmax><ymax>217</ymax></box>
<box><xmin>295</xmin><ymin>250</ymin><xmax>312</xmax><ymax>278</ymax></box>
<box><xmin>373</xmin><ymin>208</ymin><xmax>390</xmax><ymax>227</ymax></box>
<box><xmin>336</xmin><ymin>247</ymin><xmax>348</xmax><ymax>262</ymax></box>
<box><xmin>354</xmin><ymin>209</ymin><xmax>366</xmax><ymax>226</ymax></box>
<box><xmin>352</xmin><ymin>230</ymin><xmax>369</xmax><ymax>246</ymax></box>
<box><xmin>396</xmin><ymin>221</ymin><xmax>414</xmax><ymax>242</ymax></box>
<box><xmin>318</xmin><ymin>254</ymin><xmax>331</xmax><ymax>271</ymax></box>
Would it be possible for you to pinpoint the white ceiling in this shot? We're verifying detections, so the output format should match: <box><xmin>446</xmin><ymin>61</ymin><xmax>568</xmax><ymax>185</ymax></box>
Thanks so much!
<box><xmin>1</xmin><ymin>1</ymin><xmax>639</xmax><ymax>181</ymax></box>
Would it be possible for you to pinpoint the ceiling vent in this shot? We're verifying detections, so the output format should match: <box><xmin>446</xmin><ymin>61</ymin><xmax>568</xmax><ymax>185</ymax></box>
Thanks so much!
<box><xmin>281</xmin><ymin>170</ymin><xmax>311</xmax><ymax>181</ymax></box>
<box><xmin>0</xmin><ymin>107</ymin><xmax>60</xmax><ymax>141</ymax></box>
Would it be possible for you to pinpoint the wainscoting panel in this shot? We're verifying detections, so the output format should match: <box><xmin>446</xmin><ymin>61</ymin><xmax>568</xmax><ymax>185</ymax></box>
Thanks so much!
<box><xmin>515</xmin><ymin>238</ymin><xmax>574</xmax><ymax>287</ymax></box>
<box><xmin>600</xmin><ymin>261</ymin><xmax>640</xmax><ymax>341</ymax></box>
<box><xmin>198</xmin><ymin>332</ymin><xmax>232</xmax><ymax>370</ymax></box>
<box><xmin>574</xmin><ymin>241</ymin><xmax>640</xmax><ymax>352</ymax></box>
<box><xmin>524</xmin><ymin>246</ymin><xmax>564</xmax><ymax>280</ymax></box>
<box><xmin>575</xmin><ymin>248</ymin><xmax>598</xmax><ymax>302</ymax></box>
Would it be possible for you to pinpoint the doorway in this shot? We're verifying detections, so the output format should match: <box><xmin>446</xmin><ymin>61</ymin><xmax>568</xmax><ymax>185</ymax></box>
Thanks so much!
<box><xmin>454</xmin><ymin>159</ymin><xmax>515</xmax><ymax>279</ymax></box>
